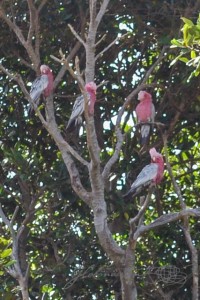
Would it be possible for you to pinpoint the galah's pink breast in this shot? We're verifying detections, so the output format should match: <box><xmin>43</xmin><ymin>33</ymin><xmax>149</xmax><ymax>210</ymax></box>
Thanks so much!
<box><xmin>43</xmin><ymin>72</ymin><xmax>54</xmax><ymax>97</ymax></box>
<box><xmin>136</xmin><ymin>99</ymin><xmax>152</xmax><ymax>122</ymax></box>
<box><xmin>154</xmin><ymin>160</ymin><xmax>164</xmax><ymax>184</ymax></box>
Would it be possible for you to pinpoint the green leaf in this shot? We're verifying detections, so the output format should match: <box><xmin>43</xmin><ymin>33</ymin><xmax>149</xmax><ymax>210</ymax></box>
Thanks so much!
<box><xmin>179</xmin><ymin>57</ymin><xmax>189</xmax><ymax>63</ymax></box>
<box><xmin>182</xmin><ymin>26</ymin><xmax>192</xmax><ymax>46</ymax></box>
<box><xmin>0</xmin><ymin>249</ymin><xmax>12</xmax><ymax>259</ymax></box>
<box><xmin>181</xmin><ymin>17</ymin><xmax>194</xmax><ymax>26</ymax></box>
<box><xmin>191</xmin><ymin>50</ymin><xmax>196</xmax><ymax>59</ymax></box>
<box><xmin>170</xmin><ymin>39</ymin><xmax>184</xmax><ymax>47</ymax></box>
<box><xmin>169</xmin><ymin>53</ymin><xmax>188</xmax><ymax>66</ymax></box>
<box><xmin>4</xmin><ymin>260</ymin><xmax>16</xmax><ymax>268</ymax></box>
<box><xmin>0</xmin><ymin>237</ymin><xmax>11</xmax><ymax>247</ymax></box>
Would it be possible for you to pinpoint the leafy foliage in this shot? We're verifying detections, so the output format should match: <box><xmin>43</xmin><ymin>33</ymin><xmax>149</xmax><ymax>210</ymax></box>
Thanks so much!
<box><xmin>171</xmin><ymin>14</ymin><xmax>200</xmax><ymax>79</ymax></box>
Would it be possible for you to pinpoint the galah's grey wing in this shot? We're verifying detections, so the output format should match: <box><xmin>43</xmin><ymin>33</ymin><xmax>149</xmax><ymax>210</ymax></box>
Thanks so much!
<box><xmin>131</xmin><ymin>163</ymin><xmax>158</xmax><ymax>189</ymax></box>
<box><xmin>123</xmin><ymin>163</ymin><xmax>158</xmax><ymax>199</ymax></box>
<box><xmin>30</xmin><ymin>74</ymin><xmax>49</xmax><ymax>103</ymax></box>
<box><xmin>66</xmin><ymin>95</ymin><xmax>84</xmax><ymax>129</ymax></box>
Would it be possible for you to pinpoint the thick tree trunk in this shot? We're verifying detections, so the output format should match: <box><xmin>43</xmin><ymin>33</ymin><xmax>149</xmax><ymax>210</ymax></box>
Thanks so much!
<box><xmin>19</xmin><ymin>278</ymin><xmax>29</xmax><ymax>300</ymax></box>
<box><xmin>119</xmin><ymin>246</ymin><xmax>137</xmax><ymax>300</ymax></box>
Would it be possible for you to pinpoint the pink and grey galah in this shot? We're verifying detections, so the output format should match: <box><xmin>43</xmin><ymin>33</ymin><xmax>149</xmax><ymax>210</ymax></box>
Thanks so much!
<box><xmin>135</xmin><ymin>90</ymin><xmax>155</xmax><ymax>145</ymax></box>
<box><xmin>29</xmin><ymin>64</ymin><xmax>54</xmax><ymax>109</ymax></box>
<box><xmin>123</xmin><ymin>148</ymin><xmax>164</xmax><ymax>199</ymax></box>
<box><xmin>85</xmin><ymin>81</ymin><xmax>97</xmax><ymax>115</ymax></box>
<box><xmin>66</xmin><ymin>81</ymin><xmax>97</xmax><ymax>130</ymax></box>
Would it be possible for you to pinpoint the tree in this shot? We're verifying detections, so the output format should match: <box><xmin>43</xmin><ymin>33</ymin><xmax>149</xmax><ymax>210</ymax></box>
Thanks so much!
<box><xmin>0</xmin><ymin>1</ymin><xmax>200</xmax><ymax>299</ymax></box>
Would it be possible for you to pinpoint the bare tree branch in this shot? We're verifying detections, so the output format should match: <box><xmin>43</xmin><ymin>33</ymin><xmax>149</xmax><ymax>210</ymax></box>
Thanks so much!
<box><xmin>129</xmin><ymin>187</ymin><xmax>153</xmax><ymax>227</ymax></box>
<box><xmin>38</xmin><ymin>0</ymin><xmax>48</xmax><ymax>12</ymax></box>
<box><xmin>95</xmin><ymin>33</ymin><xmax>129</xmax><ymax>61</ymax></box>
<box><xmin>11</xmin><ymin>206</ymin><xmax>20</xmax><ymax>226</ymax></box>
<box><xmin>0</xmin><ymin>3</ymin><xmax>40</xmax><ymax>70</ymax></box>
<box><xmin>89</xmin><ymin>0</ymin><xmax>97</xmax><ymax>29</ymax></box>
<box><xmin>27</xmin><ymin>0</ymin><xmax>36</xmax><ymax>43</ymax></box>
<box><xmin>68</xmin><ymin>24</ymin><xmax>86</xmax><ymax>47</ymax></box>
<box><xmin>95</xmin><ymin>0</ymin><xmax>110</xmax><ymax>28</ymax></box>
<box><xmin>52</xmin><ymin>41</ymin><xmax>82</xmax><ymax>89</ymax></box>
<box><xmin>102</xmin><ymin>126</ymin><xmax>124</xmax><ymax>181</ymax></box>
<box><xmin>133</xmin><ymin>208</ymin><xmax>200</xmax><ymax>240</ymax></box>
<box><xmin>0</xmin><ymin>205</ymin><xmax>12</xmax><ymax>229</ymax></box>
<box><xmin>51</xmin><ymin>53</ymin><xmax>85</xmax><ymax>89</ymax></box>
<box><xmin>95</xmin><ymin>33</ymin><xmax>107</xmax><ymax>47</ymax></box>
<box><xmin>0</xmin><ymin>204</ymin><xmax>30</xmax><ymax>299</ymax></box>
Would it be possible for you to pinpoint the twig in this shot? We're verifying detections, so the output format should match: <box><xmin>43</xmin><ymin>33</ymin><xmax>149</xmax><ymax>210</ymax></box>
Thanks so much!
<box><xmin>129</xmin><ymin>187</ymin><xmax>153</xmax><ymax>227</ymax></box>
<box><xmin>51</xmin><ymin>53</ymin><xmax>85</xmax><ymax>89</ymax></box>
<box><xmin>95</xmin><ymin>33</ymin><xmax>129</xmax><ymax>61</ymax></box>
<box><xmin>38</xmin><ymin>0</ymin><xmax>48</xmax><ymax>12</ymax></box>
<box><xmin>97</xmin><ymin>80</ymin><xmax>109</xmax><ymax>89</ymax></box>
<box><xmin>10</xmin><ymin>206</ymin><xmax>19</xmax><ymax>226</ymax></box>
<box><xmin>95</xmin><ymin>33</ymin><xmax>107</xmax><ymax>47</ymax></box>
<box><xmin>102</xmin><ymin>126</ymin><xmax>124</xmax><ymax>181</ymax></box>
<box><xmin>52</xmin><ymin>41</ymin><xmax>82</xmax><ymax>89</ymax></box>
<box><xmin>0</xmin><ymin>5</ymin><xmax>40</xmax><ymax>69</ymax></box>
<box><xmin>68</xmin><ymin>24</ymin><xmax>86</xmax><ymax>47</ymax></box>
<box><xmin>0</xmin><ymin>205</ymin><xmax>12</xmax><ymax>229</ymax></box>
<box><xmin>27</xmin><ymin>0</ymin><xmax>36</xmax><ymax>43</ymax></box>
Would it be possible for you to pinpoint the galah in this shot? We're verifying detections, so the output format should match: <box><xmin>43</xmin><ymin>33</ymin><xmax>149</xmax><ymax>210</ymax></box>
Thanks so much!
<box><xmin>29</xmin><ymin>64</ymin><xmax>54</xmax><ymax>109</ymax></box>
<box><xmin>123</xmin><ymin>148</ymin><xmax>164</xmax><ymax>199</ymax></box>
<box><xmin>66</xmin><ymin>81</ymin><xmax>97</xmax><ymax>131</ymax></box>
<box><xmin>135</xmin><ymin>91</ymin><xmax>155</xmax><ymax>145</ymax></box>
<box><xmin>85</xmin><ymin>81</ymin><xmax>97</xmax><ymax>115</ymax></box>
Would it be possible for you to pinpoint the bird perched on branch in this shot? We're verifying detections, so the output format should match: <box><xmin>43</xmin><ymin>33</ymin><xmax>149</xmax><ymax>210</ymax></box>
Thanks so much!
<box><xmin>29</xmin><ymin>64</ymin><xmax>54</xmax><ymax>110</ymax></box>
<box><xmin>66</xmin><ymin>81</ymin><xmax>97</xmax><ymax>131</ymax></box>
<box><xmin>123</xmin><ymin>148</ymin><xmax>164</xmax><ymax>199</ymax></box>
<box><xmin>136</xmin><ymin>91</ymin><xmax>155</xmax><ymax>145</ymax></box>
<box><xmin>85</xmin><ymin>81</ymin><xmax>97</xmax><ymax>115</ymax></box>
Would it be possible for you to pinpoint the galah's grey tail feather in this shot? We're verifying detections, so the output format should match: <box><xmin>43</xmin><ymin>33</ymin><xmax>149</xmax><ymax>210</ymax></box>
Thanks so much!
<box><xmin>66</xmin><ymin>95</ymin><xmax>84</xmax><ymax>131</ymax></box>
<box><xmin>141</xmin><ymin>124</ymin><xmax>150</xmax><ymax>145</ymax></box>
